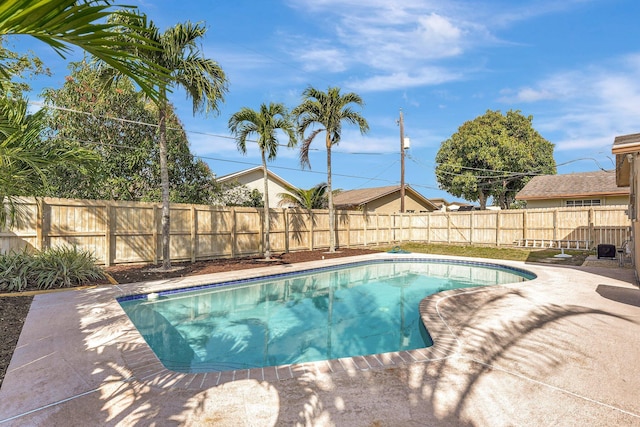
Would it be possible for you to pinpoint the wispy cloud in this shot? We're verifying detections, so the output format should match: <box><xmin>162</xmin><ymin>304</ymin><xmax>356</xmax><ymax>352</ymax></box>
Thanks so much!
<box><xmin>281</xmin><ymin>0</ymin><xmax>577</xmax><ymax>92</ymax></box>
<box><xmin>500</xmin><ymin>53</ymin><xmax>640</xmax><ymax>151</ymax></box>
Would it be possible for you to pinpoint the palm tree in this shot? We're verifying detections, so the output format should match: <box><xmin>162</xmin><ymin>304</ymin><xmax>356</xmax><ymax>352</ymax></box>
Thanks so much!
<box><xmin>110</xmin><ymin>13</ymin><xmax>227</xmax><ymax>269</ymax></box>
<box><xmin>0</xmin><ymin>0</ymin><xmax>166</xmax><ymax>100</ymax></box>
<box><xmin>292</xmin><ymin>86</ymin><xmax>369</xmax><ymax>252</ymax></box>
<box><xmin>228</xmin><ymin>103</ymin><xmax>296</xmax><ymax>260</ymax></box>
<box><xmin>0</xmin><ymin>0</ymin><xmax>168</xmax><ymax>227</ymax></box>
<box><xmin>278</xmin><ymin>183</ymin><xmax>328</xmax><ymax>210</ymax></box>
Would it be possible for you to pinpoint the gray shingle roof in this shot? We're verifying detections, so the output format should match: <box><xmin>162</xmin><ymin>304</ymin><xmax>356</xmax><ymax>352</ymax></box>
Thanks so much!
<box><xmin>515</xmin><ymin>171</ymin><xmax>629</xmax><ymax>200</ymax></box>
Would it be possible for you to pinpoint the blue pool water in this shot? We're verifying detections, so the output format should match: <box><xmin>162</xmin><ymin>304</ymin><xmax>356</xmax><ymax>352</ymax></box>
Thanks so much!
<box><xmin>118</xmin><ymin>259</ymin><xmax>534</xmax><ymax>373</ymax></box>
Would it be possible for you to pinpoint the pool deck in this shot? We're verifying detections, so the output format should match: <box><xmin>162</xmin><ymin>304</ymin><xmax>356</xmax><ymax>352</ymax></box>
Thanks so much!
<box><xmin>1</xmin><ymin>253</ymin><xmax>639</xmax><ymax>426</ymax></box>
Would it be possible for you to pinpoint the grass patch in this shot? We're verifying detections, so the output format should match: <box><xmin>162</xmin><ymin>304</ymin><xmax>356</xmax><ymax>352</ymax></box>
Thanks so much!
<box><xmin>377</xmin><ymin>242</ymin><xmax>591</xmax><ymax>266</ymax></box>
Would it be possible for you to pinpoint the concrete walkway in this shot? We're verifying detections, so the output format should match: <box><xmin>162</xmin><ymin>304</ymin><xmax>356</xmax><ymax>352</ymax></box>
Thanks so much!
<box><xmin>0</xmin><ymin>254</ymin><xmax>639</xmax><ymax>426</ymax></box>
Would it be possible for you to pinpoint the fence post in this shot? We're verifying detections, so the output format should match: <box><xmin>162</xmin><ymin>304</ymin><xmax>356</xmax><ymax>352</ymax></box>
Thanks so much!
<box><xmin>523</xmin><ymin>210</ymin><xmax>528</xmax><ymax>240</ymax></box>
<box><xmin>447</xmin><ymin>214</ymin><xmax>451</xmax><ymax>244</ymax></box>
<box><xmin>309</xmin><ymin>211</ymin><xmax>314</xmax><ymax>250</ymax></box>
<box><xmin>470</xmin><ymin>212</ymin><xmax>474</xmax><ymax>245</ymax></box>
<box><xmin>496</xmin><ymin>210</ymin><xmax>501</xmax><ymax>247</ymax></box>
<box><xmin>190</xmin><ymin>205</ymin><xmax>197</xmax><ymax>263</ymax></box>
<box><xmin>363</xmin><ymin>212</ymin><xmax>368</xmax><ymax>247</ymax></box>
<box><xmin>346</xmin><ymin>211</ymin><xmax>351</xmax><ymax>248</ymax></box>
<box><xmin>152</xmin><ymin>205</ymin><xmax>159</xmax><ymax>264</ymax></box>
<box><xmin>553</xmin><ymin>209</ymin><xmax>558</xmax><ymax>240</ymax></box>
<box><xmin>35</xmin><ymin>198</ymin><xmax>44</xmax><ymax>251</ymax></box>
<box><xmin>427</xmin><ymin>213</ymin><xmax>431</xmax><ymax>243</ymax></box>
<box><xmin>284</xmin><ymin>209</ymin><xmax>290</xmax><ymax>253</ymax></box>
<box><xmin>105</xmin><ymin>201</ymin><xmax>112</xmax><ymax>267</ymax></box>
<box><xmin>231</xmin><ymin>207</ymin><xmax>236</xmax><ymax>258</ymax></box>
<box><xmin>588</xmin><ymin>207</ymin><xmax>594</xmax><ymax>247</ymax></box>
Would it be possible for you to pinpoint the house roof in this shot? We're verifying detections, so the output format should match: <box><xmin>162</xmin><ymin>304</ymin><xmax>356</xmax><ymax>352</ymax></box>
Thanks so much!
<box><xmin>515</xmin><ymin>171</ymin><xmax>629</xmax><ymax>201</ymax></box>
<box><xmin>612</xmin><ymin>132</ymin><xmax>640</xmax><ymax>154</ymax></box>
<box><xmin>333</xmin><ymin>185</ymin><xmax>438</xmax><ymax>210</ymax></box>
<box><xmin>216</xmin><ymin>166</ymin><xmax>295</xmax><ymax>189</ymax></box>
<box><xmin>611</xmin><ymin>132</ymin><xmax>640</xmax><ymax>187</ymax></box>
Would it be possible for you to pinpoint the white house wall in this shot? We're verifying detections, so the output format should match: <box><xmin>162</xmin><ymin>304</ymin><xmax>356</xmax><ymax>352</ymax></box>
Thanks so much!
<box><xmin>231</xmin><ymin>169</ymin><xmax>293</xmax><ymax>208</ymax></box>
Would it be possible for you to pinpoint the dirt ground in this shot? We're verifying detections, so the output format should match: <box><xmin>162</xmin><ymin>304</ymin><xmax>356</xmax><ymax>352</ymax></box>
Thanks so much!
<box><xmin>0</xmin><ymin>248</ymin><xmax>380</xmax><ymax>388</ymax></box>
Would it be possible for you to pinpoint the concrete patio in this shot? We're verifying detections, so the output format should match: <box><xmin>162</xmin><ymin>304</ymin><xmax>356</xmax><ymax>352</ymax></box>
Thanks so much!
<box><xmin>1</xmin><ymin>253</ymin><xmax>639</xmax><ymax>426</ymax></box>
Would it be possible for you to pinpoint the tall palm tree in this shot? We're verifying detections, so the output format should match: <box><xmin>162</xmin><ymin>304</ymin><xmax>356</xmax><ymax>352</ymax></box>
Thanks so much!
<box><xmin>110</xmin><ymin>13</ymin><xmax>227</xmax><ymax>269</ymax></box>
<box><xmin>278</xmin><ymin>183</ymin><xmax>328</xmax><ymax>210</ymax></box>
<box><xmin>228</xmin><ymin>103</ymin><xmax>296</xmax><ymax>260</ymax></box>
<box><xmin>292</xmin><ymin>86</ymin><xmax>369</xmax><ymax>252</ymax></box>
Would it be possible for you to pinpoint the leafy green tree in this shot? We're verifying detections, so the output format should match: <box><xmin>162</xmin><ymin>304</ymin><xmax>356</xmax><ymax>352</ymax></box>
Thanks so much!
<box><xmin>228</xmin><ymin>103</ymin><xmax>296</xmax><ymax>260</ymax></box>
<box><xmin>0</xmin><ymin>39</ymin><xmax>50</xmax><ymax>99</ymax></box>
<box><xmin>42</xmin><ymin>60</ymin><xmax>217</xmax><ymax>203</ymax></box>
<box><xmin>435</xmin><ymin>110</ymin><xmax>556</xmax><ymax>209</ymax></box>
<box><xmin>278</xmin><ymin>183</ymin><xmax>328</xmax><ymax>210</ymax></box>
<box><xmin>0</xmin><ymin>97</ymin><xmax>98</xmax><ymax>227</ymax></box>
<box><xmin>293</xmin><ymin>86</ymin><xmax>369</xmax><ymax>252</ymax></box>
<box><xmin>108</xmin><ymin>12</ymin><xmax>228</xmax><ymax>269</ymax></box>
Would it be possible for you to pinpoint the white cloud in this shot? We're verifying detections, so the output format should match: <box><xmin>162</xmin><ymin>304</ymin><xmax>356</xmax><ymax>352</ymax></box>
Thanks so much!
<box><xmin>504</xmin><ymin>53</ymin><xmax>640</xmax><ymax>151</ymax></box>
<box><xmin>346</xmin><ymin>68</ymin><xmax>462</xmax><ymax>92</ymax></box>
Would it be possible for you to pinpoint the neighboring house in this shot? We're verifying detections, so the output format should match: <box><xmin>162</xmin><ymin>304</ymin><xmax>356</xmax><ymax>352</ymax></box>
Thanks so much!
<box><xmin>430</xmin><ymin>198</ymin><xmax>477</xmax><ymax>212</ymax></box>
<box><xmin>216</xmin><ymin>166</ymin><xmax>296</xmax><ymax>208</ymax></box>
<box><xmin>612</xmin><ymin>132</ymin><xmax>639</xmax><ymax>279</ymax></box>
<box><xmin>429</xmin><ymin>198</ymin><xmax>449</xmax><ymax>211</ymax></box>
<box><xmin>515</xmin><ymin>171</ymin><xmax>629</xmax><ymax>209</ymax></box>
<box><xmin>333</xmin><ymin>185</ymin><xmax>438</xmax><ymax>214</ymax></box>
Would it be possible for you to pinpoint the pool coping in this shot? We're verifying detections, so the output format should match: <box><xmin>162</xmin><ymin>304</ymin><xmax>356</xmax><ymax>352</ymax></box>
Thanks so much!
<box><xmin>111</xmin><ymin>253</ymin><xmax>537</xmax><ymax>390</ymax></box>
<box><xmin>4</xmin><ymin>252</ymin><xmax>640</xmax><ymax>425</ymax></box>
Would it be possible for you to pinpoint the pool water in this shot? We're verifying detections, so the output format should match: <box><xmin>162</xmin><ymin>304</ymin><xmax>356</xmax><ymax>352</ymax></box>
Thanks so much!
<box><xmin>118</xmin><ymin>260</ymin><xmax>534</xmax><ymax>373</ymax></box>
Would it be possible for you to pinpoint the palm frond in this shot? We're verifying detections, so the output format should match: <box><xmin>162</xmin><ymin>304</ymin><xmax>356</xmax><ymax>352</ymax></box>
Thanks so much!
<box><xmin>0</xmin><ymin>0</ymin><xmax>169</xmax><ymax>101</ymax></box>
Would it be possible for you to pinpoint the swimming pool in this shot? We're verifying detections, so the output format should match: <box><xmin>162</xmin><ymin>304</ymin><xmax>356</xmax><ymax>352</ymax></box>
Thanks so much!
<box><xmin>118</xmin><ymin>259</ymin><xmax>535</xmax><ymax>373</ymax></box>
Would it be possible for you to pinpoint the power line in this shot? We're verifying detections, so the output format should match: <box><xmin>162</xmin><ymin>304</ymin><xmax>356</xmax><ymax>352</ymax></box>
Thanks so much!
<box><xmin>30</xmin><ymin>101</ymin><xmax>393</xmax><ymax>155</ymax></box>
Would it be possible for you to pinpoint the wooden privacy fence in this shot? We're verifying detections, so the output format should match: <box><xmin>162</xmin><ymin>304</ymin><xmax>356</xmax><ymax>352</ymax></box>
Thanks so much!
<box><xmin>0</xmin><ymin>197</ymin><xmax>631</xmax><ymax>266</ymax></box>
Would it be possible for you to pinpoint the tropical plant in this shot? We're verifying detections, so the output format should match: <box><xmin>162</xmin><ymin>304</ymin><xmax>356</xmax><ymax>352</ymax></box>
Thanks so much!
<box><xmin>0</xmin><ymin>0</ymin><xmax>167</xmax><ymax>100</ymax></box>
<box><xmin>108</xmin><ymin>12</ymin><xmax>228</xmax><ymax>269</ymax></box>
<box><xmin>278</xmin><ymin>182</ymin><xmax>328</xmax><ymax>210</ymax></box>
<box><xmin>435</xmin><ymin>110</ymin><xmax>556</xmax><ymax>209</ymax></box>
<box><xmin>0</xmin><ymin>246</ymin><xmax>105</xmax><ymax>292</ymax></box>
<box><xmin>0</xmin><ymin>97</ymin><xmax>98</xmax><ymax>228</ymax></box>
<box><xmin>228</xmin><ymin>103</ymin><xmax>296</xmax><ymax>259</ymax></box>
<box><xmin>0</xmin><ymin>0</ymin><xmax>168</xmax><ymax>228</ymax></box>
<box><xmin>292</xmin><ymin>86</ymin><xmax>369</xmax><ymax>252</ymax></box>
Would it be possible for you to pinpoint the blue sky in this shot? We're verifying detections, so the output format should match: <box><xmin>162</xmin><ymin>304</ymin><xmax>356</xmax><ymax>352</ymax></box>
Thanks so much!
<box><xmin>16</xmin><ymin>0</ymin><xmax>640</xmax><ymax>203</ymax></box>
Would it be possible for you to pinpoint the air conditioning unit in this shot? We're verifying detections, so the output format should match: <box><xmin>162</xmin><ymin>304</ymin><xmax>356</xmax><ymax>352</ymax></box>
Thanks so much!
<box><xmin>597</xmin><ymin>244</ymin><xmax>616</xmax><ymax>259</ymax></box>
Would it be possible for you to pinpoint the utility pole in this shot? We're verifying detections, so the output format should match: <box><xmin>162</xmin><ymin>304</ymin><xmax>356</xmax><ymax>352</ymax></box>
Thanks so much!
<box><xmin>399</xmin><ymin>109</ymin><xmax>406</xmax><ymax>213</ymax></box>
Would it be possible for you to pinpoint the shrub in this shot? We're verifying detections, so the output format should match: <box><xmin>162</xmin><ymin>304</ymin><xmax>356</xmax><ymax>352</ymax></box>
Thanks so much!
<box><xmin>0</xmin><ymin>250</ymin><xmax>32</xmax><ymax>292</ymax></box>
<box><xmin>0</xmin><ymin>246</ymin><xmax>105</xmax><ymax>292</ymax></box>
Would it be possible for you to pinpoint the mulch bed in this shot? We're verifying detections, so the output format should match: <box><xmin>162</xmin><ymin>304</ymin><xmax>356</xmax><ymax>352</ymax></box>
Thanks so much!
<box><xmin>0</xmin><ymin>248</ymin><xmax>381</xmax><ymax>388</ymax></box>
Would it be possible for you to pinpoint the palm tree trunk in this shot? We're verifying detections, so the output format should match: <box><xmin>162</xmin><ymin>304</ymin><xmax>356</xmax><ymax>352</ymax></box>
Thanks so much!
<box><xmin>262</xmin><ymin>155</ymin><xmax>271</xmax><ymax>260</ymax></box>
<box><xmin>326</xmin><ymin>136</ymin><xmax>335</xmax><ymax>252</ymax></box>
<box><xmin>159</xmin><ymin>96</ymin><xmax>171</xmax><ymax>269</ymax></box>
